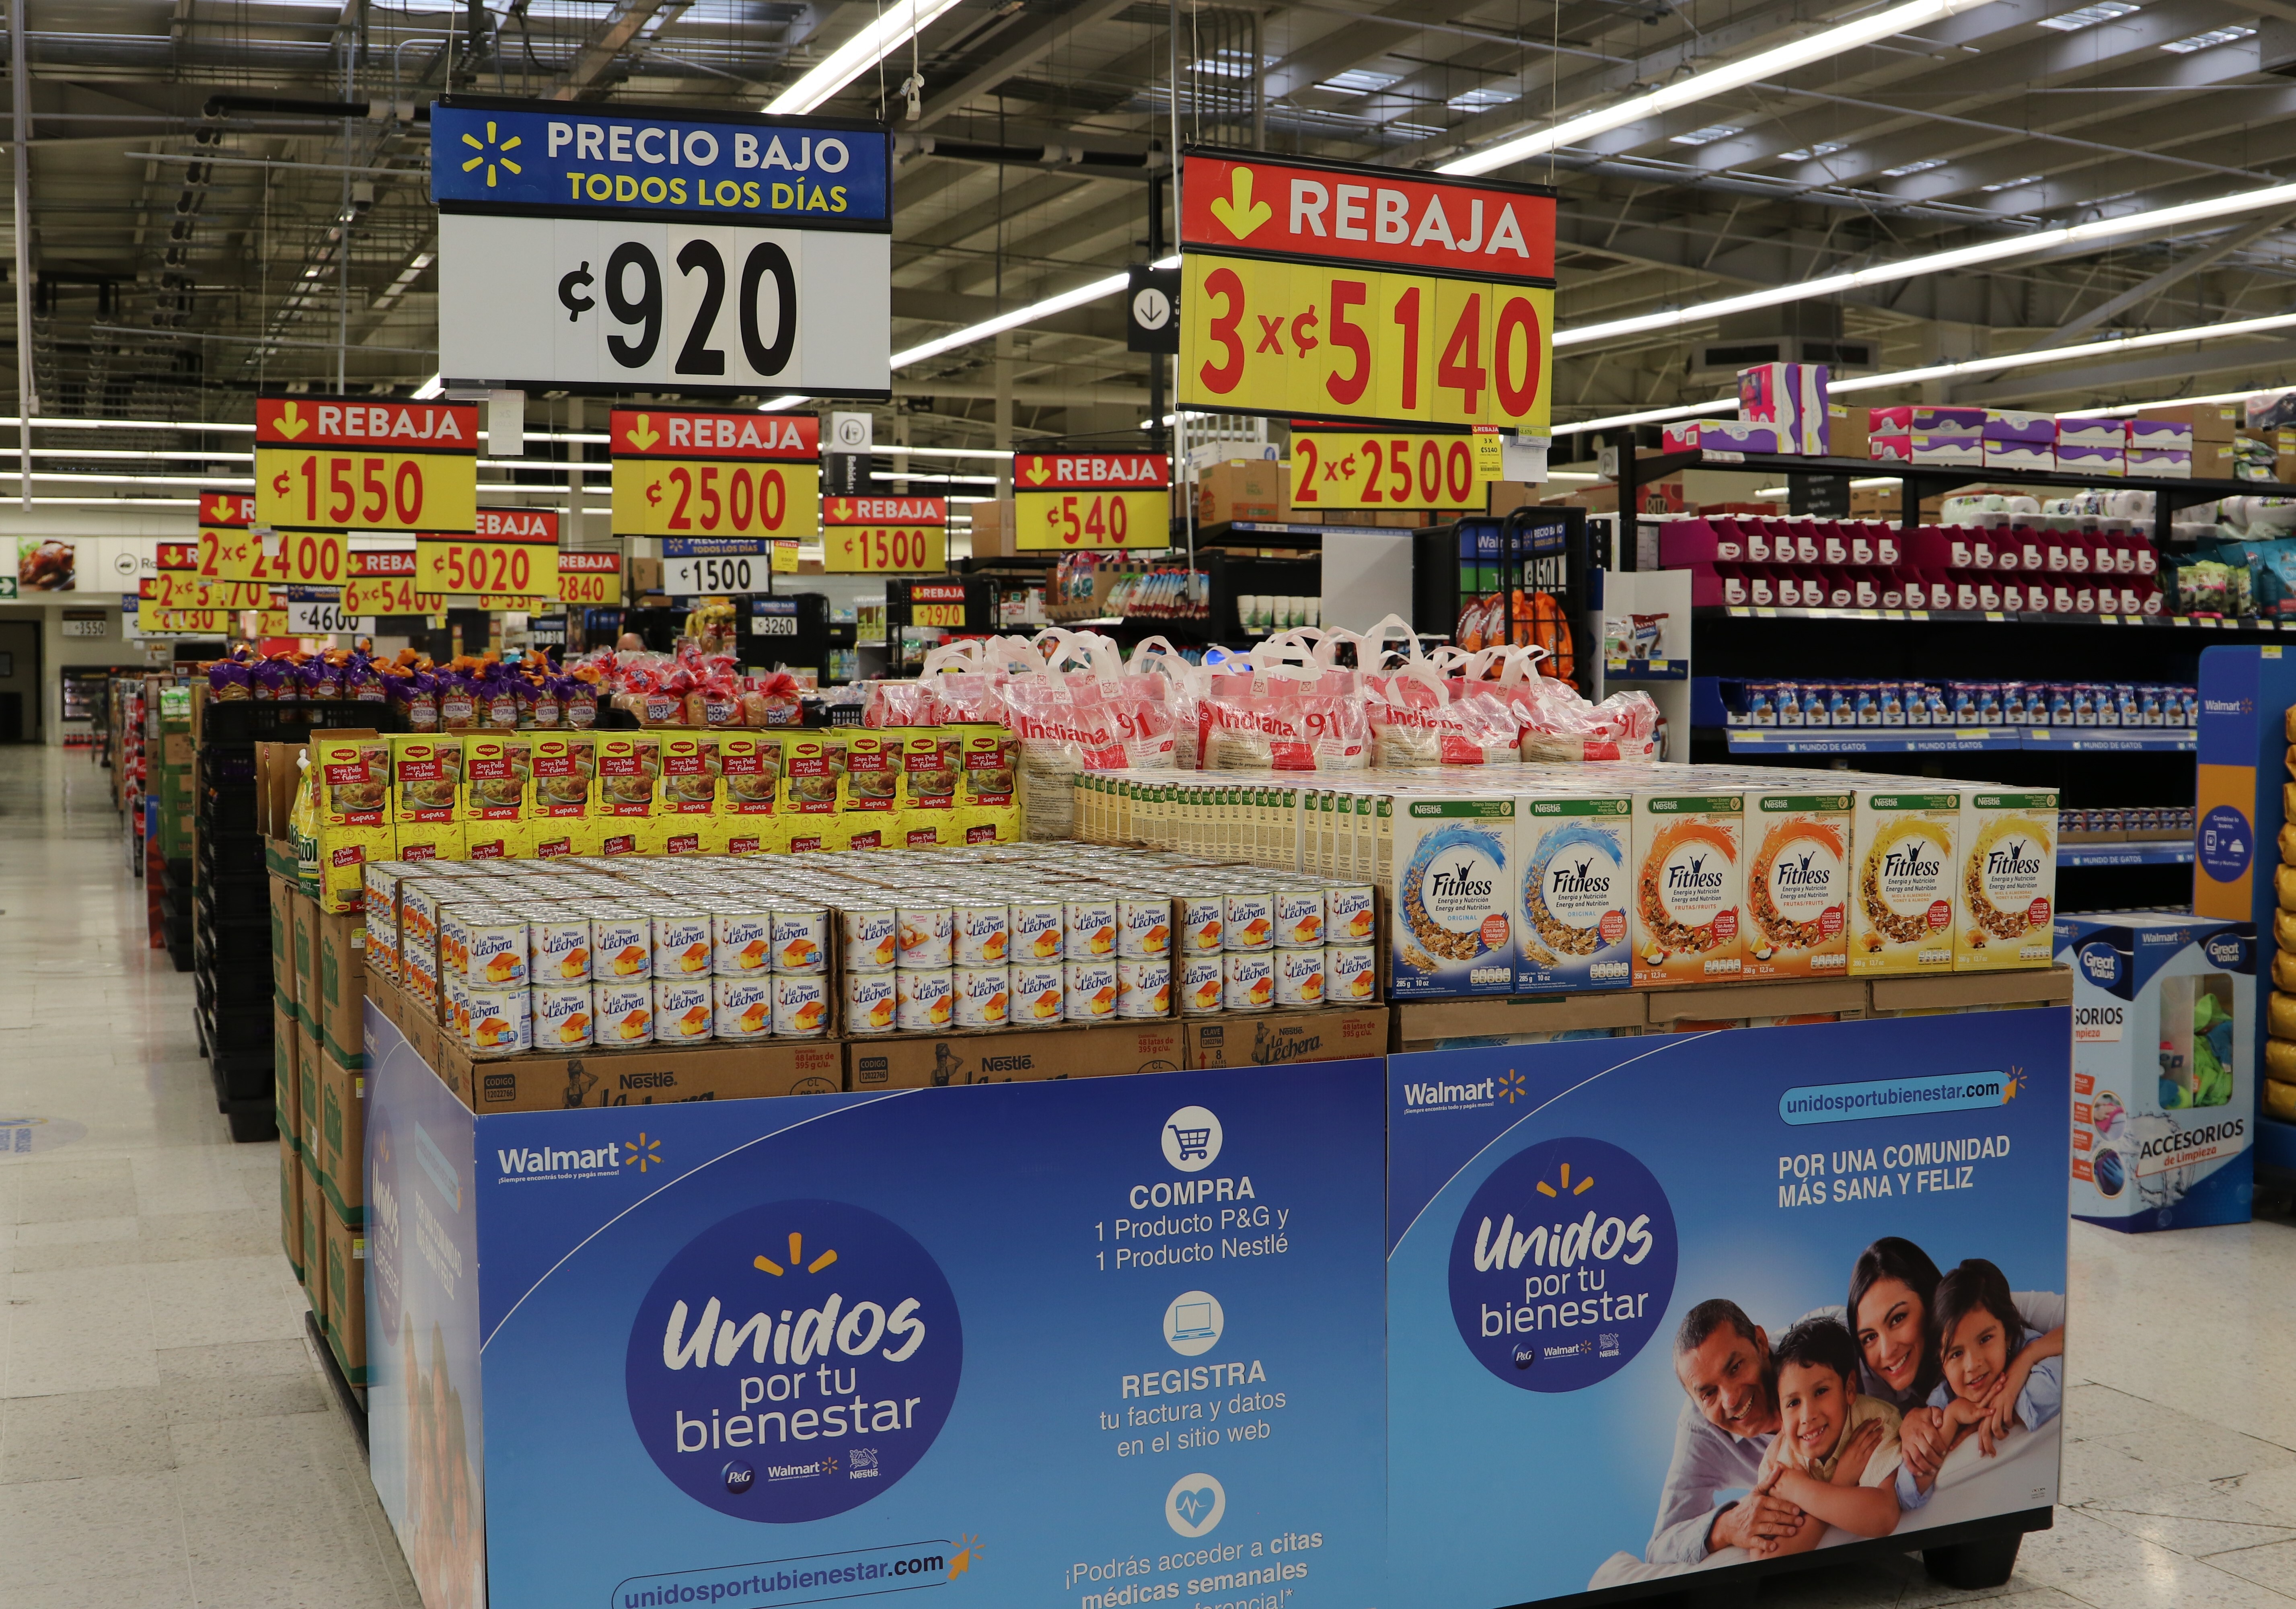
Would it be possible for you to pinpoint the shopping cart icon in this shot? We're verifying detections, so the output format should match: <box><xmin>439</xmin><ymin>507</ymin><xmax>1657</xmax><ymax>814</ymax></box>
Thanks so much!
<box><xmin>1171</xmin><ymin>1301</ymin><xmax>1217</xmax><ymax>1342</ymax></box>
<box><xmin>1168</xmin><ymin>1123</ymin><xmax>1214</xmax><ymax>1163</ymax></box>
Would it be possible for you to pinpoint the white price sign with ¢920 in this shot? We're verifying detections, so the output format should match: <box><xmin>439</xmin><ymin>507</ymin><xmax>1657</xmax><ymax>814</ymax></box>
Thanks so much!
<box><xmin>438</xmin><ymin>214</ymin><xmax>888</xmax><ymax>395</ymax></box>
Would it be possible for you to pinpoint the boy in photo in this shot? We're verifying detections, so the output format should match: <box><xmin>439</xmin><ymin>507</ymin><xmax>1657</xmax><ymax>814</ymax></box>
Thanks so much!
<box><xmin>1746</xmin><ymin>1316</ymin><xmax>1904</xmax><ymax>1555</ymax></box>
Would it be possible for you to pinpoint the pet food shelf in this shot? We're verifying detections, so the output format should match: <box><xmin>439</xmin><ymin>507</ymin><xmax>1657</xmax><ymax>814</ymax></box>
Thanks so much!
<box><xmin>2056</xmin><ymin>841</ymin><xmax>2196</xmax><ymax>868</ymax></box>
<box><xmin>1700</xmin><ymin>605</ymin><xmax>2295</xmax><ymax>634</ymax></box>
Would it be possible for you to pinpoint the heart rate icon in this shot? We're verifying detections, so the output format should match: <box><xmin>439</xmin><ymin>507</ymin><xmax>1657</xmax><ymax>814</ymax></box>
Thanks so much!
<box><xmin>1164</xmin><ymin>1472</ymin><xmax>1226</xmax><ymax>1537</ymax></box>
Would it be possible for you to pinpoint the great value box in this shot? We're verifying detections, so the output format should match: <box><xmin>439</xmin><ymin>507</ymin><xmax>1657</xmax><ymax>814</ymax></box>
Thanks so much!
<box><xmin>2060</xmin><ymin>914</ymin><xmax>2255</xmax><ymax>1231</ymax></box>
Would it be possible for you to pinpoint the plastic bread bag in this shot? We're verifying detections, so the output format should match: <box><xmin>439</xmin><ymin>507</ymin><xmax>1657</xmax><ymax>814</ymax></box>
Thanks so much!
<box><xmin>1001</xmin><ymin>634</ymin><xmax>1130</xmax><ymax>838</ymax></box>
<box><xmin>1201</xmin><ymin>636</ymin><xmax>1368</xmax><ymax>772</ymax></box>
<box><xmin>1363</xmin><ymin>643</ymin><xmax>1521</xmax><ymax>767</ymax></box>
<box><xmin>1127</xmin><ymin>636</ymin><xmax>1204</xmax><ymax>769</ymax></box>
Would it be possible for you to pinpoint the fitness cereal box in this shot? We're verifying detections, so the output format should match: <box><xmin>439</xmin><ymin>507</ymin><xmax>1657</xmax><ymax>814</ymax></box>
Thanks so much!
<box><xmin>1387</xmin><ymin>794</ymin><xmax>1515</xmax><ymax>999</ymax></box>
<box><xmin>1631</xmin><ymin>787</ymin><xmax>1745</xmax><ymax>986</ymax></box>
<box><xmin>1848</xmin><ymin>786</ymin><xmax>1960</xmax><ymax>976</ymax></box>
<box><xmin>1958</xmin><ymin>789</ymin><xmax>2058</xmax><ymax>971</ymax></box>
<box><xmin>1743</xmin><ymin>786</ymin><xmax>1852</xmax><ymax>980</ymax></box>
<box><xmin>1513</xmin><ymin>787</ymin><xmax>1632</xmax><ymax>993</ymax></box>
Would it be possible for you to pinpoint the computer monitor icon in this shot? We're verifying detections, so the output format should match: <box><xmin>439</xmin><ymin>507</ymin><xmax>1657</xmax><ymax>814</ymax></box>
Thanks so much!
<box><xmin>1171</xmin><ymin>1301</ymin><xmax>1217</xmax><ymax>1342</ymax></box>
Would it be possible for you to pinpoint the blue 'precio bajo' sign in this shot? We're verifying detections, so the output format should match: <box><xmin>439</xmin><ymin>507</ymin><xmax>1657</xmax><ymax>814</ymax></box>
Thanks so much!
<box><xmin>430</xmin><ymin>95</ymin><xmax>891</xmax><ymax>227</ymax></box>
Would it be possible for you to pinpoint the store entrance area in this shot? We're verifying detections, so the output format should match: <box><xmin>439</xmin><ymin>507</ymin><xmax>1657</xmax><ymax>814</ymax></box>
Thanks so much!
<box><xmin>1</xmin><ymin>737</ymin><xmax>2290</xmax><ymax>1609</ymax></box>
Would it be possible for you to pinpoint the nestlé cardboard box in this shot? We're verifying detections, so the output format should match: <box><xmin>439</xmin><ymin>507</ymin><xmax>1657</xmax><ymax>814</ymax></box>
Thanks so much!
<box><xmin>1185</xmin><ymin>1006</ymin><xmax>1389</xmax><ymax>1068</ymax></box>
<box><xmin>847</xmin><ymin>1021</ymin><xmax>1188</xmax><ymax>1088</ymax></box>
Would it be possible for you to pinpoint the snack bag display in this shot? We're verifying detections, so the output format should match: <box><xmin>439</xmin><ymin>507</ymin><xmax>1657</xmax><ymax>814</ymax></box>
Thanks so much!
<box><xmin>1631</xmin><ymin>788</ymin><xmax>1745</xmax><ymax>985</ymax></box>
<box><xmin>1959</xmin><ymin>789</ymin><xmax>2058</xmax><ymax>970</ymax></box>
<box><xmin>1848</xmin><ymin>787</ymin><xmax>1960</xmax><ymax>976</ymax></box>
<box><xmin>1743</xmin><ymin>788</ymin><xmax>1852</xmax><ymax>980</ymax></box>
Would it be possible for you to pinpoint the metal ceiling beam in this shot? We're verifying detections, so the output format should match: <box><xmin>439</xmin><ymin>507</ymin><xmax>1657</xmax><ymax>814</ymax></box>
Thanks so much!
<box><xmin>916</xmin><ymin>0</ymin><xmax>1141</xmax><ymax>130</ymax></box>
<box><xmin>2016</xmin><ymin>209</ymin><xmax>2296</xmax><ymax>354</ymax></box>
<box><xmin>549</xmin><ymin>0</ymin><xmax>673</xmax><ymax>99</ymax></box>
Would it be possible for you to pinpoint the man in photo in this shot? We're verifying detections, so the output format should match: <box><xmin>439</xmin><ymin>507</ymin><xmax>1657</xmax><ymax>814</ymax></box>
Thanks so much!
<box><xmin>1644</xmin><ymin>1299</ymin><xmax>1884</xmax><ymax>1565</ymax></box>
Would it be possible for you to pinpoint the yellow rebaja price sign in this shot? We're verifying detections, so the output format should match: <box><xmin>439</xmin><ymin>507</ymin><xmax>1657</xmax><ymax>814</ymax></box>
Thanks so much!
<box><xmin>826</xmin><ymin>525</ymin><xmax>948</xmax><ymax>574</ymax></box>
<box><xmin>417</xmin><ymin>537</ymin><xmax>560</xmax><ymax>597</ymax></box>
<box><xmin>1180</xmin><ymin>256</ymin><xmax>1551</xmax><ymax>433</ymax></box>
<box><xmin>1014</xmin><ymin>488</ymin><xmax>1170</xmax><ymax>549</ymax></box>
<box><xmin>1289</xmin><ymin>428</ymin><xmax>1500</xmax><ymax>512</ymax></box>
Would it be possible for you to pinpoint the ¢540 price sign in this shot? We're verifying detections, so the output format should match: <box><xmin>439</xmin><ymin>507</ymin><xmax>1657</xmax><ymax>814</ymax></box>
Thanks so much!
<box><xmin>254</xmin><ymin>397</ymin><xmax>479</xmax><ymax>534</ymax></box>
<box><xmin>1013</xmin><ymin>454</ymin><xmax>1170</xmax><ymax>550</ymax></box>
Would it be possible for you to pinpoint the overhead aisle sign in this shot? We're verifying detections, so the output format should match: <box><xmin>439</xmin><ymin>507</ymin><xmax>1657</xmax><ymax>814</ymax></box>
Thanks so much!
<box><xmin>824</xmin><ymin>494</ymin><xmax>946</xmax><ymax>573</ymax></box>
<box><xmin>417</xmin><ymin>507</ymin><xmax>560</xmax><ymax>601</ymax></box>
<box><xmin>1013</xmin><ymin>453</ymin><xmax>1171</xmax><ymax>550</ymax></box>
<box><xmin>610</xmin><ymin>408</ymin><xmax>820</xmax><ymax>541</ymax></box>
<box><xmin>341</xmin><ymin>552</ymin><xmax>448</xmax><ymax>622</ymax></box>
<box><xmin>431</xmin><ymin>95</ymin><xmax>892</xmax><ymax>397</ymax></box>
<box><xmin>1178</xmin><ymin>150</ymin><xmax>1555</xmax><ymax>435</ymax></box>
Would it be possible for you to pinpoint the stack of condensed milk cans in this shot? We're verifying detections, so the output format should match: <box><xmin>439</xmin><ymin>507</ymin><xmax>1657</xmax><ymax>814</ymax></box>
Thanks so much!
<box><xmin>363</xmin><ymin>843</ymin><xmax>1385</xmax><ymax>1062</ymax></box>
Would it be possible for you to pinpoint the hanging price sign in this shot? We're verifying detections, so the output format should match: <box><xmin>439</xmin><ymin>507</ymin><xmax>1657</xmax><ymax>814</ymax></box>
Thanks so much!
<box><xmin>254</xmin><ymin>396</ymin><xmax>479</xmax><ymax>535</ymax></box>
<box><xmin>1288</xmin><ymin>424</ymin><xmax>1501</xmax><ymax>511</ymax></box>
<box><xmin>1012</xmin><ymin>454</ymin><xmax>1171</xmax><ymax>550</ymax></box>
<box><xmin>1178</xmin><ymin>149</ymin><xmax>1555</xmax><ymax>433</ymax></box>
<box><xmin>610</xmin><ymin>409</ymin><xmax>820</xmax><ymax>539</ymax></box>
<box><xmin>340</xmin><ymin>551</ymin><xmax>447</xmax><ymax>619</ymax></box>
<box><xmin>150</xmin><ymin>543</ymin><xmax>269</xmax><ymax>608</ymax></box>
<box><xmin>557</xmin><ymin>550</ymin><xmax>623</xmax><ymax>605</ymax></box>
<box><xmin>417</xmin><ymin>507</ymin><xmax>560</xmax><ymax>597</ymax></box>
<box><xmin>823</xmin><ymin>495</ymin><xmax>946</xmax><ymax>573</ymax></box>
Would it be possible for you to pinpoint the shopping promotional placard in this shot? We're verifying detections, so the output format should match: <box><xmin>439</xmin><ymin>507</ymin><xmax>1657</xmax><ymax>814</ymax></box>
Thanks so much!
<box><xmin>1386</xmin><ymin>1013</ymin><xmax>2069</xmax><ymax>1609</ymax></box>
<box><xmin>366</xmin><ymin>998</ymin><xmax>1385</xmax><ymax>1609</ymax></box>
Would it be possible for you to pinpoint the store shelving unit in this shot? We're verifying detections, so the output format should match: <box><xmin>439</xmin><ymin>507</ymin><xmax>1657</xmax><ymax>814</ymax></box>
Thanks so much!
<box><xmin>2058</xmin><ymin>841</ymin><xmax>2194</xmax><ymax>868</ymax></box>
<box><xmin>1719</xmin><ymin>726</ymin><xmax>2195</xmax><ymax>755</ymax></box>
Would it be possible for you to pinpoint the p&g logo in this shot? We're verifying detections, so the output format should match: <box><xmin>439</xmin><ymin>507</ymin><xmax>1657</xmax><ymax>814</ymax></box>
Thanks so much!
<box><xmin>1448</xmin><ymin>1136</ymin><xmax>1677</xmax><ymax>1394</ymax></box>
<box><xmin>625</xmin><ymin>1199</ymin><xmax>963</xmax><ymax>1522</ymax></box>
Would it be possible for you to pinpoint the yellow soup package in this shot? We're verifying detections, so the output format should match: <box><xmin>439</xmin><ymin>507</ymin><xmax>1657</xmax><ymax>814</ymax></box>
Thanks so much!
<box><xmin>310</xmin><ymin>731</ymin><xmax>394</xmax><ymax>911</ymax></box>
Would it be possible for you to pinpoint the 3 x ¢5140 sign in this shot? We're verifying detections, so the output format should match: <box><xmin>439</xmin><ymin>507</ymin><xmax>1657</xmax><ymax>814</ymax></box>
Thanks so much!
<box><xmin>1182</xmin><ymin>257</ymin><xmax>1551</xmax><ymax>432</ymax></box>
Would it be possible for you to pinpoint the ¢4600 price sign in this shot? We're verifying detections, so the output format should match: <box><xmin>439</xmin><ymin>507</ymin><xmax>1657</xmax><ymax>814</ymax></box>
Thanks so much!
<box><xmin>1181</xmin><ymin>258</ymin><xmax>1551</xmax><ymax>432</ymax></box>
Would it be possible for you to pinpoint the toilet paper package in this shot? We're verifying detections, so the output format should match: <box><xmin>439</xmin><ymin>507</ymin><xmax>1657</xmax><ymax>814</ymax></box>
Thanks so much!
<box><xmin>2060</xmin><ymin>914</ymin><xmax>2255</xmax><ymax>1232</ymax></box>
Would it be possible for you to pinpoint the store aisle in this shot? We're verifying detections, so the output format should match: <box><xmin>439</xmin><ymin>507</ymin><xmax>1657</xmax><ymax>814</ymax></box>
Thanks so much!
<box><xmin>3</xmin><ymin>743</ymin><xmax>2296</xmax><ymax>1609</ymax></box>
<box><xmin>0</xmin><ymin>746</ymin><xmax>417</xmax><ymax>1609</ymax></box>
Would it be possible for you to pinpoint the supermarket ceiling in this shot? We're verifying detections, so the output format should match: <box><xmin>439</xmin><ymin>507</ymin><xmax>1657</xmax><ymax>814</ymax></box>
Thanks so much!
<box><xmin>14</xmin><ymin>0</ymin><xmax>2296</xmax><ymax>449</ymax></box>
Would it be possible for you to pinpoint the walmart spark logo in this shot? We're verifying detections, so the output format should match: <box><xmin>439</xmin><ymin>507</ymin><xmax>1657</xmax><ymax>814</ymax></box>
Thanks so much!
<box><xmin>625</xmin><ymin>1132</ymin><xmax>662</xmax><ymax>1173</ymax></box>
<box><xmin>460</xmin><ymin>120</ymin><xmax>524</xmax><ymax>189</ymax></box>
<box><xmin>1498</xmin><ymin>1070</ymin><xmax>1526</xmax><ymax>1104</ymax></box>
<box><xmin>754</xmin><ymin>1230</ymin><xmax>838</xmax><ymax>1276</ymax></box>
<box><xmin>1534</xmin><ymin>1160</ymin><xmax>1595</xmax><ymax>1199</ymax></box>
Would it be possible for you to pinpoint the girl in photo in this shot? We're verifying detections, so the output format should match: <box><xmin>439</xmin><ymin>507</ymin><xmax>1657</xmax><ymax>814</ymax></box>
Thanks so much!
<box><xmin>1897</xmin><ymin>1258</ymin><xmax>2066</xmax><ymax>1509</ymax></box>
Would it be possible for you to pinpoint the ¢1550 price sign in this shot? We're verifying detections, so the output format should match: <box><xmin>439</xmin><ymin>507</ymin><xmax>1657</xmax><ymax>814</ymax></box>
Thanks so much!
<box><xmin>824</xmin><ymin>496</ymin><xmax>946</xmax><ymax>574</ymax></box>
<box><xmin>254</xmin><ymin>397</ymin><xmax>479</xmax><ymax>533</ymax></box>
<box><xmin>1012</xmin><ymin>454</ymin><xmax>1170</xmax><ymax>550</ymax></box>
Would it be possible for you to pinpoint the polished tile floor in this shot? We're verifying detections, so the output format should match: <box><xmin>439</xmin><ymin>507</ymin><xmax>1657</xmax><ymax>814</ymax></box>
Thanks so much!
<box><xmin>3</xmin><ymin>741</ymin><xmax>2293</xmax><ymax>1608</ymax></box>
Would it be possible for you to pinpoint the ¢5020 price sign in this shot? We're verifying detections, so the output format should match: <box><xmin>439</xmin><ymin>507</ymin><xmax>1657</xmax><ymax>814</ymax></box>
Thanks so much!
<box><xmin>1013</xmin><ymin>454</ymin><xmax>1170</xmax><ymax>550</ymax></box>
<box><xmin>1178</xmin><ymin>151</ymin><xmax>1554</xmax><ymax>432</ymax></box>
<box><xmin>824</xmin><ymin>495</ymin><xmax>946</xmax><ymax>573</ymax></box>
<box><xmin>417</xmin><ymin>507</ymin><xmax>560</xmax><ymax>597</ymax></box>
<box><xmin>255</xmin><ymin>397</ymin><xmax>479</xmax><ymax>534</ymax></box>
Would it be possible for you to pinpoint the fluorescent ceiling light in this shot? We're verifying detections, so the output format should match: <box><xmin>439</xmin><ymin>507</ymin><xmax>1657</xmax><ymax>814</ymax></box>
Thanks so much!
<box><xmin>1883</xmin><ymin>156</ymin><xmax>1949</xmax><ymax>177</ymax></box>
<box><xmin>1448</xmin><ymin>87</ymin><xmax>1518</xmax><ymax>113</ymax></box>
<box><xmin>2162</xmin><ymin>23</ymin><xmax>2252</xmax><ymax>51</ymax></box>
<box><xmin>1779</xmin><ymin>140</ymin><xmax>1849</xmax><ymax>161</ymax></box>
<box><xmin>2036</xmin><ymin>0</ymin><xmax>2138</xmax><ymax>31</ymax></box>
<box><xmin>411</xmin><ymin>373</ymin><xmax>444</xmax><ymax>399</ymax></box>
<box><xmin>890</xmin><ymin>253</ymin><xmax>1180</xmax><ymax>369</ymax></box>
<box><xmin>2066</xmin><ymin>386</ymin><xmax>2266</xmax><ymax>417</ymax></box>
<box><xmin>1671</xmin><ymin>123</ymin><xmax>1745</xmax><ymax>147</ymax></box>
<box><xmin>1555</xmin><ymin>177</ymin><xmax>2296</xmax><ymax>350</ymax></box>
<box><xmin>1438</xmin><ymin>0</ymin><xmax>2004</xmax><ymax>178</ymax></box>
<box><xmin>1323</xmin><ymin>68</ymin><xmax>1401</xmax><ymax>93</ymax></box>
<box><xmin>766</xmin><ymin>0</ymin><xmax>966</xmax><ymax>115</ymax></box>
<box><xmin>1980</xmin><ymin>173</ymin><xmax>2045</xmax><ymax>192</ymax></box>
<box><xmin>1829</xmin><ymin>309</ymin><xmax>2296</xmax><ymax>393</ymax></box>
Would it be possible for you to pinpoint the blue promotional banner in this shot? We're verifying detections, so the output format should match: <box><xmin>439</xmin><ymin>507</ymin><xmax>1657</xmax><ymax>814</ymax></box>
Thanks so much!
<box><xmin>432</xmin><ymin>96</ymin><xmax>892</xmax><ymax>229</ymax></box>
<box><xmin>1387</xmin><ymin>1013</ymin><xmax>2070</xmax><ymax>1609</ymax></box>
<box><xmin>366</xmin><ymin>999</ymin><xmax>1387</xmax><ymax>1609</ymax></box>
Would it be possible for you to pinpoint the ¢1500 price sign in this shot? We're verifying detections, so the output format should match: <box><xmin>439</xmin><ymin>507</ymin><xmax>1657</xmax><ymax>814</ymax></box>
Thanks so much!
<box><xmin>824</xmin><ymin>496</ymin><xmax>946</xmax><ymax>574</ymax></box>
<box><xmin>254</xmin><ymin>397</ymin><xmax>479</xmax><ymax>533</ymax></box>
<box><xmin>1178</xmin><ymin>152</ymin><xmax>1555</xmax><ymax>432</ymax></box>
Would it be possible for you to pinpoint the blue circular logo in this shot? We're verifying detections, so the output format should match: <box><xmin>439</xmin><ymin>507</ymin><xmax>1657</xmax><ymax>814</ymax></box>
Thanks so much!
<box><xmin>1449</xmin><ymin>1137</ymin><xmax>1677</xmax><ymax>1393</ymax></box>
<box><xmin>2198</xmin><ymin>804</ymin><xmax>2253</xmax><ymax>884</ymax></box>
<box><xmin>625</xmin><ymin>1199</ymin><xmax>962</xmax><ymax>1521</ymax></box>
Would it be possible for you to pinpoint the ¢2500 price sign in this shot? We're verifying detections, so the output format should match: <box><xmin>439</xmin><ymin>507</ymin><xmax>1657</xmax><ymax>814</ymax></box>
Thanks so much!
<box><xmin>1181</xmin><ymin>257</ymin><xmax>1550</xmax><ymax>432</ymax></box>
